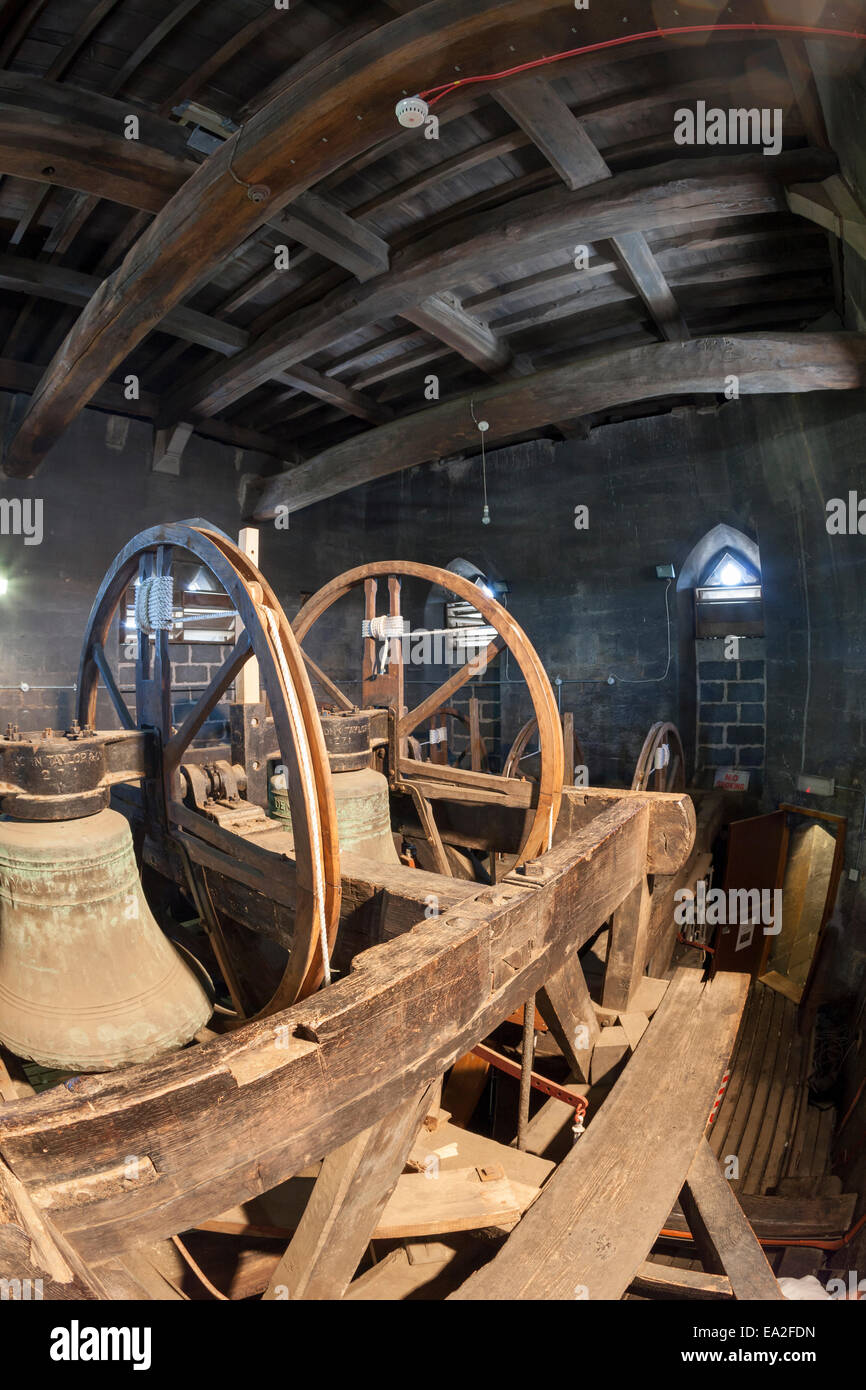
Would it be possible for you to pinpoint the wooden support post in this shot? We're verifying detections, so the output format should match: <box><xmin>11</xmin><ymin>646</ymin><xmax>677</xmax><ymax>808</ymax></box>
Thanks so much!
<box><xmin>235</xmin><ymin>527</ymin><xmax>260</xmax><ymax>705</ymax></box>
<box><xmin>562</xmin><ymin>710</ymin><xmax>575</xmax><ymax>785</ymax></box>
<box><xmin>679</xmin><ymin>1138</ymin><xmax>784</xmax><ymax>1300</ymax></box>
<box><xmin>603</xmin><ymin>808</ymin><xmax>653</xmax><ymax>1011</ymax></box>
<box><xmin>429</xmin><ymin>710</ymin><xmax>448</xmax><ymax>766</ymax></box>
<box><xmin>469</xmin><ymin>695</ymin><xmax>483</xmax><ymax>772</ymax></box>
<box><xmin>537</xmin><ymin>955</ymin><xmax>600</xmax><ymax>1083</ymax></box>
<box><xmin>262</xmin><ymin>1081</ymin><xmax>437</xmax><ymax>1301</ymax></box>
<box><xmin>442</xmin><ymin>1052</ymin><xmax>491</xmax><ymax>1129</ymax></box>
<box><xmin>517</xmin><ymin>993</ymin><xmax>536</xmax><ymax>1150</ymax></box>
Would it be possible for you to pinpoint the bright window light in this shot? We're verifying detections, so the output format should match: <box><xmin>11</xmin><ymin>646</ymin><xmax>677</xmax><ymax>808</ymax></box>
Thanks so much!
<box><xmin>0</xmin><ymin>576</ymin><xmax>8</xmax><ymax>597</ymax></box>
<box><xmin>703</xmin><ymin>550</ymin><xmax>758</xmax><ymax>589</ymax></box>
<box><xmin>719</xmin><ymin>560</ymin><xmax>746</xmax><ymax>586</ymax></box>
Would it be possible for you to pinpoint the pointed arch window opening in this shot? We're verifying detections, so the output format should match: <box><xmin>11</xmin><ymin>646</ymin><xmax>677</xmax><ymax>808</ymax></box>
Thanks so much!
<box><xmin>702</xmin><ymin>549</ymin><xmax>760</xmax><ymax>590</ymax></box>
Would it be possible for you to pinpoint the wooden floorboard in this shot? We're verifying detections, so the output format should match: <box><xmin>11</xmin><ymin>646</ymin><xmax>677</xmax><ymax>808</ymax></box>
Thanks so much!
<box><xmin>449</xmin><ymin>969</ymin><xmax>748</xmax><ymax>1301</ymax></box>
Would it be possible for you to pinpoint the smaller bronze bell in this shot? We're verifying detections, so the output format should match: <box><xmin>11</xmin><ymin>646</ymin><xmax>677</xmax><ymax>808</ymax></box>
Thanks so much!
<box><xmin>0</xmin><ymin>809</ymin><xmax>212</xmax><ymax>1071</ymax></box>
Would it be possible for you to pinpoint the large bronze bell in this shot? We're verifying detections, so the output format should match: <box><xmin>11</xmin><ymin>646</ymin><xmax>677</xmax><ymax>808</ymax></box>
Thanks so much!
<box><xmin>270</xmin><ymin>709</ymin><xmax>400</xmax><ymax>865</ymax></box>
<box><xmin>0</xmin><ymin>808</ymin><xmax>212</xmax><ymax>1071</ymax></box>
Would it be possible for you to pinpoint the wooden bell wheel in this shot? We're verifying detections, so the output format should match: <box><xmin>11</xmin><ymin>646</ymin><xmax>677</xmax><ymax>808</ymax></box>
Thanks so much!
<box><xmin>293</xmin><ymin>561</ymin><xmax>563</xmax><ymax>870</ymax></box>
<box><xmin>412</xmin><ymin>705</ymin><xmax>490</xmax><ymax>771</ymax></box>
<box><xmin>630</xmin><ymin>721</ymin><xmax>686</xmax><ymax>793</ymax></box>
<box><xmin>503</xmin><ymin>714</ymin><xmax>584</xmax><ymax>783</ymax></box>
<box><xmin>77</xmin><ymin>520</ymin><xmax>341</xmax><ymax>1019</ymax></box>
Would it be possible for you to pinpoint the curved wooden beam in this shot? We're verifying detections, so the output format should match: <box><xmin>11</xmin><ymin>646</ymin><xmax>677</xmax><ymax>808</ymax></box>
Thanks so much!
<box><xmin>1</xmin><ymin>0</ymin><xmax>851</xmax><ymax>478</ymax></box>
<box><xmin>166</xmin><ymin>147</ymin><xmax>832</xmax><ymax>422</ymax></box>
<box><xmin>254</xmin><ymin>333</ymin><xmax>866</xmax><ymax>517</ymax></box>
<box><xmin>0</xmin><ymin>795</ymin><xmax>664</xmax><ymax>1266</ymax></box>
<box><xmin>0</xmin><ymin>0</ymin><xmax>593</xmax><ymax>479</ymax></box>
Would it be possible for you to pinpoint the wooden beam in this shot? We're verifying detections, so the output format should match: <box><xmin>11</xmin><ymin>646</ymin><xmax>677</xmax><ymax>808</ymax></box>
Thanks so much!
<box><xmin>494</xmin><ymin>75</ymin><xmax>610</xmax><ymax>189</ymax></box>
<box><xmin>679</xmin><ymin>1139</ymin><xmax>784</xmax><ymax>1300</ymax></box>
<box><xmin>274</xmin><ymin>191</ymin><xmax>390</xmax><ymax>282</ymax></box>
<box><xmin>630</xmin><ymin>1261</ymin><xmax>733</xmax><ymax>1300</ymax></box>
<box><xmin>450</xmin><ymin>969</ymin><xmax>749</xmax><ymax>1299</ymax></box>
<box><xmin>262</xmin><ymin>1082</ymin><xmax>436</xmax><ymax>1300</ymax></box>
<box><xmin>537</xmin><ymin>955</ymin><xmax>600</xmax><ymax>1083</ymax></box>
<box><xmin>603</xmin><ymin>870</ymin><xmax>653</xmax><ymax>1012</ymax></box>
<box><xmin>159</xmin><ymin>7</ymin><xmax>282</xmax><ymax>115</ymax></box>
<box><xmin>274</xmin><ymin>364</ymin><xmax>392</xmax><ymax>424</ymax></box>
<box><xmin>254</xmin><ymin>333</ymin><xmax>866</xmax><ymax>515</ymax></box>
<box><xmin>402</xmin><ymin>293</ymin><xmax>512</xmax><ymax>374</ymax></box>
<box><xmin>494</xmin><ymin>73</ymin><xmax>689</xmax><ymax>341</ymax></box>
<box><xmin>0</xmin><ymin>262</ymin><xmax>386</xmax><ymax>424</ymax></box>
<box><xmin>0</xmin><ymin>797</ymin><xmax>658</xmax><ymax>1264</ymax></box>
<box><xmin>169</xmin><ymin>148</ymin><xmax>828</xmax><ymax>420</ymax></box>
<box><xmin>5</xmin><ymin>0</ymin><xmax>622</xmax><ymax>477</ymax></box>
<box><xmin>610</xmin><ymin>230</ymin><xmax>690</xmax><ymax>341</ymax></box>
<box><xmin>0</xmin><ymin>358</ymin><xmax>293</xmax><ymax>461</ymax></box>
<box><xmin>787</xmin><ymin>174</ymin><xmax>866</xmax><ymax>262</ymax></box>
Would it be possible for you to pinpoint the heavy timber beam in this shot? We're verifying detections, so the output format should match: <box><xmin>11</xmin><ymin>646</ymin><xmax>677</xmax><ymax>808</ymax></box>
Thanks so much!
<box><xmin>0</xmin><ymin>0</ymin><xmax>619</xmax><ymax>479</ymax></box>
<box><xmin>166</xmin><ymin>149</ymin><xmax>831</xmax><ymax>422</ymax></box>
<box><xmin>0</xmin><ymin>359</ymin><xmax>295</xmax><ymax>461</ymax></box>
<box><xmin>494</xmin><ymin>74</ymin><xmax>688</xmax><ymax>341</ymax></box>
<box><xmin>0</xmin><ymin>76</ymin><xmax>392</xmax><ymax>285</ymax></box>
<box><xmin>0</xmin><ymin>797</ymin><xmax>672</xmax><ymax>1262</ymax></box>
<box><xmin>3</xmin><ymin>0</ymin><xmax>853</xmax><ymax>477</ymax></box>
<box><xmin>402</xmin><ymin>294</ymin><xmax>513</xmax><ymax>374</ymax></box>
<box><xmin>255</xmin><ymin>333</ymin><xmax>866</xmax><ymax>515</ymax></box>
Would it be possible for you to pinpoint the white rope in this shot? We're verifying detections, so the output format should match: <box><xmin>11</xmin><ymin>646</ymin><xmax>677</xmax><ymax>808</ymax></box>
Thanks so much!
<box><xmin>362</xmin><ymin>615</ymin><xmax>406</xmax><ymax>675</ymax></box>
<box><xmin>261</xmin><ymin>605</ymin><xmax>331</xmax><ymax>987</ymax></box>
<box><xmin>134</xmin><ymin>575</ymin><xmax>174</xmax><ymax>633</ymax></box>
<box><xmin>362</xmin><ymin>615</ymin><xmax>406</xmax><ymax>639</ymax></box>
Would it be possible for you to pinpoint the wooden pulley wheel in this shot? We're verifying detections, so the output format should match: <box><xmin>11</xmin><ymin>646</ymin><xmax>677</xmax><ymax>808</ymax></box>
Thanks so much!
<box><xmin>77</xmin><ymin>520</ymin><xmax>341</xmax><ymax>1019</ymax></box>
<box><xmin>503</xmin><ymin>715</ymin><xmax>584</xmax><ymax>783</ymax></box>
<box><xmin>293</xmin><ymin>560</ymin><xmax>563</xmax><ymax>869</ymax></box>
<box><xmin>630</xmin><ymin>721</ymin><xmax>686</xmax><ymax>793</ymax></box>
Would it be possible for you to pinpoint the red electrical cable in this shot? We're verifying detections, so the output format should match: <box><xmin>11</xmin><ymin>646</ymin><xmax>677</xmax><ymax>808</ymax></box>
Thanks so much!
<box><xmin>418</xmin><ymin>22</ymin><xmax>866</xmax><ymax>108</ymax></box>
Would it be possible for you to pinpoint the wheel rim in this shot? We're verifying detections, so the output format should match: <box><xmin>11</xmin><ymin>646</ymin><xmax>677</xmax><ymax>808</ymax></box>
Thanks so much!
<box><xmin>293</xmin><ymin>560</ymin><xmax>563</xmax><ymax>867</ymax></box>
<box><xmin>630</xmin><ymin>721</ymin><xmax>686</xmax><ymax>794</ymax></box>
<box><xmin>77</xmin><ymin>521</ymin><xmax>341</xmax><ymax>1018</ymax></box>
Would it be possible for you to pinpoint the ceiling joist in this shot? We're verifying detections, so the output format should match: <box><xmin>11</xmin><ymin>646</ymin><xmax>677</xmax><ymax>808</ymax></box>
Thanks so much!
<box><xmin>255</xmin><ymin>333</ymin><xmax>866</xmax><ymax>517</ymax></box>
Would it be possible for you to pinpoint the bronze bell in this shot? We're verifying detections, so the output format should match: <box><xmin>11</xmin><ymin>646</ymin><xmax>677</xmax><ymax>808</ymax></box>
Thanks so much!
<box><xmin>270</xmin><ymin>709</ymin><xmax>400</xmax><ymax>866</ymax></box>
<box><xmin>0</xmin><ymin>808</ymin><xmax>212</xmax><ymax>1071</ymax></box>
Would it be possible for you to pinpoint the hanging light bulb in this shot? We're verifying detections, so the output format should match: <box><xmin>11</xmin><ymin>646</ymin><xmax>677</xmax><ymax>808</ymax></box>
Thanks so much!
<box><xmin>476</xmin><ymin>417</ymin><xmax>490</xmax><ymax>524</ymax></box>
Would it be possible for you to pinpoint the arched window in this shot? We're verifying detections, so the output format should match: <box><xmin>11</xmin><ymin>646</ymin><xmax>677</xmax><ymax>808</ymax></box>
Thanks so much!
<box><xmin>678</xmin><ymin>526</ymin><xmax>765</xmax><ymax>792</ymax></box>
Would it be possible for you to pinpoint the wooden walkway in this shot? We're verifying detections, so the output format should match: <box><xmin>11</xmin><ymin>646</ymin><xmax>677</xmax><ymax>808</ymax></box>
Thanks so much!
<box><xmin>708</xmin><ymin>979</ymin><xmax>834</xmax><ymax>1197</ymax></box>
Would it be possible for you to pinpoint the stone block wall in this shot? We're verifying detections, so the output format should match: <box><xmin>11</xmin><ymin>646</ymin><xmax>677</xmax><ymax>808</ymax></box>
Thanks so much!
<box><xmin>695</xmin><ymin>636</ymin><xmax>766</xmax><ymax>790</ymax></box>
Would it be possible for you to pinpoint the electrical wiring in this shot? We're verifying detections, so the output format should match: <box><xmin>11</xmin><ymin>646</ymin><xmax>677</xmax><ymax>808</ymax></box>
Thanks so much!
<box><xmin>417</xmin><ymin>22</ymin><xmax>866</xmax><ymax>110</ymax></box>
<box><xmin>609</xmin><ymin>578</ymin><xmax>674</xmax><ymax>685</ymax></box>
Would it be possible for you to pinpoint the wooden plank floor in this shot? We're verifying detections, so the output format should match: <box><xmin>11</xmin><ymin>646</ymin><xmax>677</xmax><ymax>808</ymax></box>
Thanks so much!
<box><xmin>708</xmin><ymin>980</ymin><xmax>834</xmax><ymax>1196</ymax></box>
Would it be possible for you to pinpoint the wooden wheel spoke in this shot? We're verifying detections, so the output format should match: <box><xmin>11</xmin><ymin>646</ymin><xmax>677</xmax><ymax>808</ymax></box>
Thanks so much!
<box><xmin>294</xmin><ymin>561</ymin><xmax>562</xmax><ymax>870</ymax></box>
<box><xmin>77</xmin><ymin>522</ymin><xmax>341</xmax><ymax>1019</ymax></box>
<box><xmin>164</xmin><ymin>632</ymin><xmax>253</xmax><ymax>774</ymax></box>
<box><xmin>300</xmin><ymin>648</ymin><xmax>355</xmax><ymax>712</ymax></box>
<box><xmin>398</xmin><ymin>636</ymin><xmax>504</xmax><ymax>738</ymax></box>
<box><xmin>91</xmin><ymin>640</ymin><xmax>135</xmax><ymax>730</ymax></box>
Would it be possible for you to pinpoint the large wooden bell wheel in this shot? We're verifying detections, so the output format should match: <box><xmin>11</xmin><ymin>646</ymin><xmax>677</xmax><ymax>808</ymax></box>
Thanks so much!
<box><xmin>504</xmin><ymin>714</ymin><xmax>584</xmax><ymax>783</ymax></box>
<box><xmin>77</xmin><ymin>520</ymin><xmax>341</xmax><ymax>1019</ymax></box>
<box><xmin>630</xmin><ymin>721</ymin><xmax>686</xmax><ymax>793</ymax></box>
<box><xmin>293</xmin><ymin>561</ymin><xmax>563</xmax><ymax>870</ymax></box>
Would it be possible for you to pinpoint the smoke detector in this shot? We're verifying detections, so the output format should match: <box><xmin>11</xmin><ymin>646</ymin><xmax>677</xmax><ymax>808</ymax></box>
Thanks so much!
<box><xmin>395</xmin><ymin>95</ymin><xmax>429</xmax><ymax>128</ymax></box>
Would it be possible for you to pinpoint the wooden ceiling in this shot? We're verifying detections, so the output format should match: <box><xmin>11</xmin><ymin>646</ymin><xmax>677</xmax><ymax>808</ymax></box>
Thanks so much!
<box><xmin>0</xmin><ymin>0</ymin><xmax>863</xmax><ymax>512</ymax></box>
